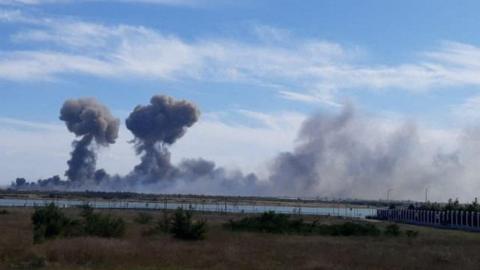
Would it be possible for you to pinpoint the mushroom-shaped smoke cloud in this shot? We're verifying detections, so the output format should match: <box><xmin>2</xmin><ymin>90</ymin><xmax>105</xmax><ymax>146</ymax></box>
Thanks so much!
<box><xmin>60</xmin><ymin>98</ymin><xmax>120</xmax><ymax>182</ymax></box>
<box><xmin>126</xmin><ymin>95</ymin><xmax>199</xmax><ymax>182</ymax></box>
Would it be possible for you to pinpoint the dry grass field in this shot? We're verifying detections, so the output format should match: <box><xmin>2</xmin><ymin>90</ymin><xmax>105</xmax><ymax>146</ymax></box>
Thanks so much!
<box><xmin>1</xmin><ymin>207</ymin><xmax>480</xmax><ymax>270</ymax></box>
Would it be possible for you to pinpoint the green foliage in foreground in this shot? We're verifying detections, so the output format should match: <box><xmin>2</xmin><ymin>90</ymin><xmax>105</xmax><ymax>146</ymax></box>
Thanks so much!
<box><xmin>81</xmin><ymin>206</ymin><xmax>126</xmax><ymax>238</ymax></box>
<box><xmin>170</xmin><ymin>208</ymin><xmax>207</xmax><ymax>240</ymax></box>
<box><xmin>384</xmin><ymin>224</ymin><xmax>401</xmax><ymax>236</ymax></box>
<box><xmin>134</xmin><ymin>212</ymin><xmax>154</xmax><ymax>225</ymax></box>
<box><xmin>225</xmin><ymin>211</ymin><xmax>418</xmax><ymax>237</ymax></box>
<box><xmin>32</xmin><ymin>203</ymin><xmax>82</xmax><ymax>243</ymax></box>
<box><xmin>405</xmin><ymin>229</ymin><xmax>419</xmax><ymax>238</ymax></box>
<box><xmin>31</xmin><ymin>203</ymin><xmax>125</xmax><ymax>244</ymax></box>
<box><xmin>143</xmin><ymin>208</ymin><xmax>207</xmax><ymax>240</ymax></box>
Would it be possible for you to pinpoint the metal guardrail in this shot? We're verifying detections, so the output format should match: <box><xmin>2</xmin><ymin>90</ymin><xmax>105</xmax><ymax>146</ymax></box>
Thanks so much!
<box><xmin>376</xmin><ymin>209</ymin><xmax>480</xmax><ymax>232</ymax></box>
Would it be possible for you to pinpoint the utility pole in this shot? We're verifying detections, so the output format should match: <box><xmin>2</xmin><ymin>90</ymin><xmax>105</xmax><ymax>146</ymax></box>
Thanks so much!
<box><xmin>425</xmin><ymin>187</ymin><xmax>429</xmax><ymax>203</ymax></box>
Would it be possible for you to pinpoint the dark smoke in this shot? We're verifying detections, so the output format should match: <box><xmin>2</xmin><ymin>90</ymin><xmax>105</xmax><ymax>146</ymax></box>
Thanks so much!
<box><xmin>13</xmin><ymin>95</ymin><xmax>479</xmax><ymax>201</ymax></box>
<box><xmin>60</xmin><ymin>98</ymin><xmax>120</xmax><ymax>182</ymax></box>
<box><xmin>125</xmin><ymin>95</ymin><xmax>199</xmax><ymax>182</ymax></box>
<box><xmin>12</xmin><ymin>94</ymin><xmax>259</xmax><ymax>194</ymax></box>
<box><xmin>65</xmin><ymin>136</ymin><xmax>95</xmax><ymax>181</ymax></box>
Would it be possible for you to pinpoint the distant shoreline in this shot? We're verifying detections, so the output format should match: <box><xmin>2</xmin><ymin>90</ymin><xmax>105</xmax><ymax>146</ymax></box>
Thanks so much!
<box><xmin>0</xmin><ymin>189</ymin><xmax>412</xmax><ymax>209</ymax></box>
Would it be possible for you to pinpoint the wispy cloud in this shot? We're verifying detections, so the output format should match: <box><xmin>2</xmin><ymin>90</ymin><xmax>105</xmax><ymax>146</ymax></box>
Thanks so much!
<box><xmin>0</xmin><ymin>117</ymin><xmax>62</xmax><ymax>130</ymax></box>
<box><xmin>0</xmin><ymin>51</ymin><xmax>115</xmax><ymax>80</ymax></box>
<box><xmin>278</xmin><ymin>90</ymin><xmax>341</xmax><ymax>107</ymax></box>
<box><xmin>3</xmin><ymin>11</ymin><xmax>480</xmax><ymax>105</ymax></box>
<box><xmin>0</xmin><ymin>0</ymin><xmax>224</xmax><ymax>7</ymax></box>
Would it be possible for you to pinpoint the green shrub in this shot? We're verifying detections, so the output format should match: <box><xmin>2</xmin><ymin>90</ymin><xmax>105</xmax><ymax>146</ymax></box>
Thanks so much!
<box><xmin>170</xmin><ymin>208</ymin><xmax>207</xmax><ymax>240</ymax></box>
<box><xmin>27</xmin><ymin>254</ymin><xmax>47</xmax><ymax>268</ymax></box>
<box><xmin>142</xmin><ymin>211</ymin><xmax>172</xmax><ymax>236</ymax></box>
<box><xmin>226</xmin><ymin>211</ymin><xmax>380</xmax><ymax>236</ymax></box>
<box><xmin>227</xmin><ymin>211</ymin><xmax>294</xmax><ymax>234</ymax></box>
<box><xmin>83</xmin><ymin>211</ymin><xmax>126</xmax><ymax>238</ymax></box>
<box><xmin>135</xmin><ymin>212</ymin><xmax>154</xmax><ymax>225</ymax></box>
<box><xmin>31</xmin><ymin>203</ymin><xmax>74</xmax><ymax>243</ymax></box>
<box><xmin>157</xmin><ymin>210</ymin><xmax>171</xmax><ymax>233</ymax></box>
<box><xmin>79</xmin><ymin>204</ymin><xmax>94</xmax><ymax>218</ymax></box>
<box><xmin>405</xmin><ymin>230</ymin><xmax>419</xmax><ymax>238</ymax></box>
<box><xmin>384</xmin><ymin>224</ymin><xmax>401</xmax><ymax>236</ymax></box>
<box><xmin>329</xmin><ymin>222</ymin><xmax>381</xmax><ymax>236</ymax></box>
<box><xmin>157</xmin><ymin>210</ymin><xmax>172</xmax><ymax>233</ymax></box>
<box><xmin>32</xmin><ymin>203</ymin><xmax>126</xmax><ymax>243</ymax></box>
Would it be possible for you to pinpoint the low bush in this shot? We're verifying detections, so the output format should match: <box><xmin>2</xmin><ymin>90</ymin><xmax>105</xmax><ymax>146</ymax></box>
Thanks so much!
<box><xmin>327</xmin><ymin>222</ymin><xmax>381</xmax><ymax>236</ymax></box>
<box><xmin>142</xmin><ymin>209</ymin><xmax>207</xmax><ymax>240</ymax></box>
<box><xmin>32</xmin><ymin>203</ymin><xmax>79</xmax><ymax>243</ymax></box>
<box><xmin>384</xmin><ymin>224</ymin><xmax>401</xmax><ymax>236</ymax></box>
<box><xmin>27</xmin><ymin>254</ymin><xmax>47</xmax><ymax>269</ymax></box>
<box><xmin>31</xmin><ymin>203</ymin><xmax>126</xmax><ymax>243</ymax></box>
<box><xmin>226</xmin><ymin>211</ymin><xmax>380</xmax><ymax>236</ymax></box>
<box><xmin>405</xmin><ymin>230</ymin><xmax>419</xmax><ymax>238</ymax></box>
<box><xmin>170</xmin><ymin>208</ymin><xmax>207</xmax><ymax>240</ymax></box>
<box><xmin>227</xmin><ymin>211</ymin><xmax>296</xmax><ymax>234</ymax></box>
<box><xmin>83</xmin><ymin>211</ymin><xmax>126</xmax><ymax>238</ymax></box>
<box><xmin>0</xmin><ymin>209</ymin><xmax>9</xmax><ymax>215</ymax></box>
<box><xmin>142</xmin><ymin>211</ymin><xmax>171</xmax><ymax>236</ymax></box>
<box><xmin>158</xmin><ymin>211</ymin><xmax>171</xmax><ymax>233</ymax></box>
<box><xmin>134</xmin><ymin>212</ymin><xmax>154</xmax><ymax>225</ymax></box>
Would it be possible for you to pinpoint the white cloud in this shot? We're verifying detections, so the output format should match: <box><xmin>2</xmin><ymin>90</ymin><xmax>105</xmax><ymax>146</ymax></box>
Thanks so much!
<box><xmin>3</xmin><ymin>13</ymin><xmax>480</xmax><ymax>104</ymax></box>
<box><xmin>278</xmin><ymin>90</ymin><xmax>341</xmax><ymax>106</ymax></box>
<box><xmin>0</xmin><ymin>51</ymin><xmax>115</xmax><ymax>80</ymax></box>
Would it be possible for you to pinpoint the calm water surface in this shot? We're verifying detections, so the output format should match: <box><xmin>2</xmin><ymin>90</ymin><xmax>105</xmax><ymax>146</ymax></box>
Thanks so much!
<box><xmin>0</xmin><ymin>198</ymin><xmax>377</xmax><ymax>218</ymax></box>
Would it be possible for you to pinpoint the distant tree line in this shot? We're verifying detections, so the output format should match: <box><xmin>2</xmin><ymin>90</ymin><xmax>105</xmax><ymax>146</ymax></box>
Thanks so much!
<box><xmin>405</xmin><ymin>198</ymin><xmax>480</xmax><ymax>212</ymax></box>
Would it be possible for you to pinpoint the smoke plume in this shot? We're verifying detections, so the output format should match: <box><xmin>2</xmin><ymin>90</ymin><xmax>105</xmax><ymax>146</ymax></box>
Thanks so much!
<box><xmin>125</xmin><ymin>95</ymin><xmax>199</xmax><ymax>182</ymax></box>
<box><xmin>12</xmin><ymin>95</ymin><xmax>480</xmax><ymax>201</ymax></box>
<box><xmin>267</xmin><ymin>105</ymin><xmax>476</xmax><ymax>201</ymax></box>
<box><xmin>60</xmin><ymin>98</ymin><xmax>120</xmax><ymax>182</ymax></box>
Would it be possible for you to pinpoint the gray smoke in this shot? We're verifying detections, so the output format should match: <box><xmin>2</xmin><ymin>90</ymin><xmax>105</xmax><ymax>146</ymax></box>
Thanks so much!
<box><xmin>60</xmin><ymin>98</ymin><xmax>120</xmax><ymax>182</ymax></box>
<box><xmin>14</xmin><ymin>95</ymin><xmax>480</xmax><ymax>202</ymax></box>
<box><xmin>267</xmin><ymin>104</ymin><xmax>475</xmax><ymax>201</ymax></box>
<box><xmin>125</xmin><ymin>95</ymin><xmax>199</xmax><ymax>183</ymax></box>
<box><xmin>121</xmin><ymin>95</ymin><xmax>258</xmax><ymax>194</ymax></box>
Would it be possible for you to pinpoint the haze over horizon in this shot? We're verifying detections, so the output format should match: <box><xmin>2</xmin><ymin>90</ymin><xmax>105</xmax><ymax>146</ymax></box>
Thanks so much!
<box><xmin>2</xmin><ymin>0</ymin><xmax>480</xmax><ymax>202</ymax></box>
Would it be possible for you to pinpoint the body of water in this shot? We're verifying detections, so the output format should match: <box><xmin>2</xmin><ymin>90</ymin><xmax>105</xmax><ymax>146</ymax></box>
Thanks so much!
<box><xmin>0</xmin><ymin>198</ymin><xmax>377</xmax><ymax>218</ymax></box>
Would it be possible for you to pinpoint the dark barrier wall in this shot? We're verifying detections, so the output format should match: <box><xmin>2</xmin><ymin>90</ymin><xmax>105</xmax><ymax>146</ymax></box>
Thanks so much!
<box><xmin>376</xmin><ymin>209</ymin><xmax>480</xmax><ymax>231</ymax></box>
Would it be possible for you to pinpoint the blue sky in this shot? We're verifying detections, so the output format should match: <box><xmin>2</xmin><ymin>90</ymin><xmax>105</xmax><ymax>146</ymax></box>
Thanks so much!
<box><xmin>2</xmin><ymin>0</ymin><xmax>480</xmax><ymax>200</ymax></box>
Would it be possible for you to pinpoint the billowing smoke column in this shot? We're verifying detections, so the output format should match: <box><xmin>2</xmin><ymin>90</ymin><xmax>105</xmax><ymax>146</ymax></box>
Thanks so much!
<box><xmin>14</xmin><ymin>95</ymin><xmax>480</xmax><ymax>201</ymax></box>
<box><xmin>125</xmin><ymin>95</ymin><xmax>199</xmax><ymax>183</ymax></box>
<box><xmin>12</xmin><ymin>94</ymin><xmax>258</xmax><ymax>194</ymax></box>
<box><xmin>60</xmin><ymin>98</ymin><xmax>120</xmax><ymax>182</ymax></box>
<box><xmin>267</xmin><ymin>105</ymin><xmax>470</xmax><ymax>200</ymax></box>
